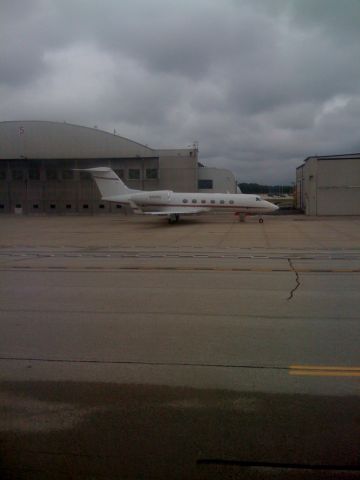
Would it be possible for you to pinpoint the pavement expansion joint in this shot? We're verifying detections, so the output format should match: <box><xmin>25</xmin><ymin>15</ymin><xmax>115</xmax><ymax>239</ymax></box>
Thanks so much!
<box><xmin>1</xmin><ymin>356</ymin><xmax>359</xmax><ymax>378</ymax></box>
<box><xmin>1</xmin><ymin>265</ymin><xmax>360</xmax><ymax>273</ymax></box>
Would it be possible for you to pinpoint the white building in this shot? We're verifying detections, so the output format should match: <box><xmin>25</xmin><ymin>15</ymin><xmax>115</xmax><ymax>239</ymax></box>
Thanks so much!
<box><xmin>198</xmin><ymin>166</ymin><xmax>237</xmax><ymax>193</ymax></box>
<box><xmin>296</xmin><ymin>154</ymin><xmax>360</xmax><ymax>215</ymax></box>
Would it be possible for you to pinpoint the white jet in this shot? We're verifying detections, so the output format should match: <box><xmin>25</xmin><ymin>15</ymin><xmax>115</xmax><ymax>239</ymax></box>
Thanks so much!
<box><xmin>81</xmin><ymin>167</ymin><xmax>278</xmax><ymax>223</ymax></box>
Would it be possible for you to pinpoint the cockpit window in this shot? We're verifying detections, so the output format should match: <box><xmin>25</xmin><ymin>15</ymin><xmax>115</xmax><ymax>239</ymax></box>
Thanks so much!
<box><xmin>256</xmin><ymin>196</ymin><xmax>261</xmax><ymax>201</ymax></box>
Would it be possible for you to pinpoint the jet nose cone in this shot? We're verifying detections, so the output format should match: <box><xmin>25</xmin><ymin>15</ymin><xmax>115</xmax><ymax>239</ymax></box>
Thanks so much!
<box><xmin>267</xmin><ymin>201</ymin><xmax>279</xmax><ymax>211</ymax></box>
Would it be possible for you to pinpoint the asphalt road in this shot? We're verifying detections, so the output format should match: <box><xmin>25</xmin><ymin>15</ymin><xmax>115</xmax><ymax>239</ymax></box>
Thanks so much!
<box><xmin>1</xmin><ymin>216</ymin><xmax>360</xmax><ymax>479</ymax></box>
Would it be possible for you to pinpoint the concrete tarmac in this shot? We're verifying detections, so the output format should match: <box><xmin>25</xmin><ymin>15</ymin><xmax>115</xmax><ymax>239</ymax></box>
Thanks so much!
<box><xmin>1</xmin><ymin>214</ymin><xmax>360</xmax><ymax>479</ymax></box>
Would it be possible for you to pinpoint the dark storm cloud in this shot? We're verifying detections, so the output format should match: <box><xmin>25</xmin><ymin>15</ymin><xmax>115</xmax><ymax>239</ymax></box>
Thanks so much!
<box><xmin>288</xmin><ymin>0</ymin><xmax>360</xmax><ymax>40</ymax></box>
<box><xmin>1</xmin><ymin>0</ymin><xmax>360</xmax><ymax>183</ymax></box>
<box><xmin>0</xmin><ymin>1</ymin><xmax>44</xmax><ymax>85</ymax></box>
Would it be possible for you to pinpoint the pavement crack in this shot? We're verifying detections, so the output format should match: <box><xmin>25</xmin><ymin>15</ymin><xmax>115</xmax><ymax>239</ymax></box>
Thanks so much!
<box><xmin>287</xmin><ymin>258</ymin><xmax>301</xmax><ymax>301</ymax></box>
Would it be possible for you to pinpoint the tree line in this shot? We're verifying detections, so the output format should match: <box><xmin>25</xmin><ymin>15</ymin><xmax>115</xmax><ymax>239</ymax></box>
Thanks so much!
<box><xmin>238</xmin><ymin>183</ymin><xmax>293</xmax><ymax>194</ymax></box>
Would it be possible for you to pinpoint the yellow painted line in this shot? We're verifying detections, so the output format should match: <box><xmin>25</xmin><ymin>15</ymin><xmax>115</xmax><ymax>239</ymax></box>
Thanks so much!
<box><xmin>289</xmin><ymin>365</ymin><xmax>360</xmax><ymax>377</ymax></box>
<box><xmin>291</xmin><ymin>365</ymin><xmax>360</xmax><ymax>371</ymax></box>
<box><xmin>290</xmin><ymin>371</ymin><xmax>360</xmax><ymax>377</ymax></box>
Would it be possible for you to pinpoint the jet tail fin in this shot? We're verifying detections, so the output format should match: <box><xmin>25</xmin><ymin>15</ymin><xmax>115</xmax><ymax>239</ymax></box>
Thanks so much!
<box><xmin>75</xmin><ymin>167</ymin><xmax>135</xmax><ymax>198</ymax></box>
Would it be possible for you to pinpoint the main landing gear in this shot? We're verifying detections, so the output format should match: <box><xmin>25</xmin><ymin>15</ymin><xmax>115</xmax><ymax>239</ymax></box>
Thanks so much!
<box><xmin>236</xmin><ymin>213</ymin><xmax>246</xmax><ymax>222</ymax></box>
<box><xmin>168</xmin><ymin>214</ymin><xmax>180</xmax><ymax>224</ymax></box>
<box><xmin>235</xmin><ymin>212</ymin><xmax>264</xmax><ymax>223</ymax></box>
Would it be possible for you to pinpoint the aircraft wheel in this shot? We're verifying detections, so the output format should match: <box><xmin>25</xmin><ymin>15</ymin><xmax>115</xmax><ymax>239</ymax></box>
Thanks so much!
<box><xmin>259</xmin><ymin>218</ymin><xmax>264</xmax><ymax>224</ymax></box>
<box><xmin>168</xmin><ymin>214</ymin><xmax>178</xmax><ymax>224</ymax></box>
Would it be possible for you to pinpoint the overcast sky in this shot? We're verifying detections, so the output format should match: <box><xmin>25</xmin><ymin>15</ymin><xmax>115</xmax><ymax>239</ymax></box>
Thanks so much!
<box><xmin>1</xmin><ymin>0</ymin><xmax>360</xmax><ymax>183</ymax></box>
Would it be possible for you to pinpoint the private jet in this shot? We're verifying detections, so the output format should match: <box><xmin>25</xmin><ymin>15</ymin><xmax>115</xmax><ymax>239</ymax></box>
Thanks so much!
<box><xmin>80</xmin><ymin>167</ymin><xmax>278</xmax><ymax>223</ymax></box>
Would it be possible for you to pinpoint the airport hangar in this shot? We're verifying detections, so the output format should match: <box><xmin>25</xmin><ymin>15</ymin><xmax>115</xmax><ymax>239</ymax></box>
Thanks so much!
<box><xmin>0</xmin><ymin>120</ymin><xmax>236</xmax><ymax>215</ymax></box>
<box><xmin>296</xmin><ymin>153</ymin><xmax>360</xmax><ymax>215</ymax></box>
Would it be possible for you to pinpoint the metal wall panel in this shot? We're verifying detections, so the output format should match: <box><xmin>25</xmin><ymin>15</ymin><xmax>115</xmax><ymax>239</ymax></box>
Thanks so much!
<box><xmin>317</xmin><ymin>188</ymin><xmax>360</xmax><ymax>215</ymax></box>
<box><xmin>317</xmin><ymin>159</ymin><xmax>360</xmax><ymax>215</ymax></box>
<box><xmin>298</xmin><ymin>157</ymin><xmax>360</xmax><ymax>215</ymax></box>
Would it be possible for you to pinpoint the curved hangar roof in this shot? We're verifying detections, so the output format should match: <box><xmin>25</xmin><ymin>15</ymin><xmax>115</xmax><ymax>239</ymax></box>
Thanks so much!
<box><xmin>0</xmin><ymin>121</ymin><xmax>156</xmax><ymax>159</ymax></box>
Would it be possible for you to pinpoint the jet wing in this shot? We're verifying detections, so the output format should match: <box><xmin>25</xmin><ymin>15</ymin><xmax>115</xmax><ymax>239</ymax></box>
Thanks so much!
<box><xmin>143</xmin><ymin>207</ymin><xmax>210</xmax><ymax>216</ymax></box>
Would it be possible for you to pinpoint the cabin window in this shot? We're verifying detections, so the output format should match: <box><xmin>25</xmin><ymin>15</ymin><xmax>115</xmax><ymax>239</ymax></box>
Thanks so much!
<box><xmin>66</xmin><ymin>204</ymin><xmax>72</xmax><ymax>209</ymax></box>
<box><xmin>220</xmin><ymin>200</ymin><xmax>225</xmax><ymax>204</ymax></box>
<box><xmin>192</xmin><ymin>199</ymin><xmax>197</xmax><ymax>203</ymax></box>
<box><xmin>210</xmin><ymin>199</ymin><xmax>215</xmax><ymax>204</ymax></box>
<box><xmin>183</xmin><ymin>199</ymin><xmax>188</xmax><ymax>203</ymax></box>
<box><xmin>16</xmin><ymin>204</ymin><xmax>22</xmax><ymax>208</ymax></box>
<box><xmin>33</xmin><ymin>204</ymin><xmax>39</xmax><ymax>209</ymax></box>
<box><xmin>229</xmin><ymin>200</ymin><xmax>234</xmax><ymax>204</ymax></box>
<box><xmin>116</xmin><ymin>204</ymin><xmax>122</xmax><ymax>209</ymax></box>
<box><xmin>201</xmin><ymin>199</ymin><xmax>206</xmax><ymax>204</ymax></box>
<box><xmin>50</xmin><ymin>204</ymin><xmax>56</xmax><ymax>209</ymax></box>
<box><xmin>99</xmin><ymin>204</ymin><xmax>105</xmax><ymax>209</ymax></box>
<box><xmin>83</xmin><ymin>204</ymin><xmax>89</xmax><ymax>209</ymax></box>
